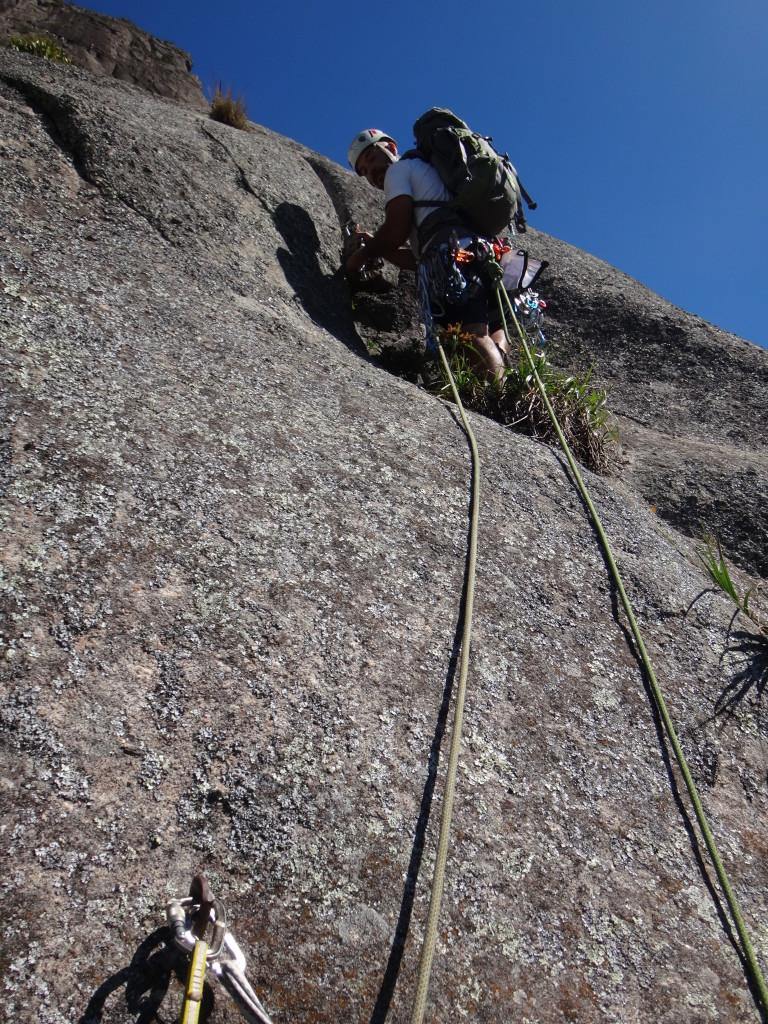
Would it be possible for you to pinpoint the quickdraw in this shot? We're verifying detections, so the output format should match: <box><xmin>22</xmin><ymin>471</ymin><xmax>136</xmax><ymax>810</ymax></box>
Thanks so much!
<box><xmin>167</xmin><ymin>875</ymin><xmax>274</xmax><ymax>1024</ymax></box>
<box><xmin>514</xmin><ymin>289</ymin><xmax>547</xmax><ymax>357</ymax></box>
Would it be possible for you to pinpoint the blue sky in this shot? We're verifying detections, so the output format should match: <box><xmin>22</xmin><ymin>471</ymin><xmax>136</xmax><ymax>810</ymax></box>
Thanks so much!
<box><xmin>81</xmin><ymin>0</ymin><xmax>767</xmax><ymax>348</ymax></box>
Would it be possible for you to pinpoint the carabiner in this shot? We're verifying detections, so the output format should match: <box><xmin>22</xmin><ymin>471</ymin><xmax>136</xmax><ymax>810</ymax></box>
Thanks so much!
<box><xmin>166</xmin><ymin>894</ymin><xmax>228</xmax><ymax>962</ymax></box>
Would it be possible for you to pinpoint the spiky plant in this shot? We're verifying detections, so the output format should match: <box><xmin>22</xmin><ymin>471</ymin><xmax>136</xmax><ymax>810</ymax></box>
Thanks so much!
<box><xmin>699</xmin><ymin>533</ymin><xmax>766</xmax><ymax>640</ymax></box>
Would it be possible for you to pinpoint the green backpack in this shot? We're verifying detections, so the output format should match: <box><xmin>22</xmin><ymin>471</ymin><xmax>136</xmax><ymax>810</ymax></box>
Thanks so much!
<box><xmin>402</xmin><ymin>107</ymin><xmax>536</xmax><ymax>240</ymax></box>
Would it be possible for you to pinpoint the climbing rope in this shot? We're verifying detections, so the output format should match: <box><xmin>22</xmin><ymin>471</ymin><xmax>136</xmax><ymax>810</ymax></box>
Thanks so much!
<box><xmin>495</xmin><ymin>282</ymin><xmax>768</xmax><ymax>1017</ymax></box>
<box><xmin>408</xmin><ymin>340</ymin><xmax>481</xmax><ymax>1024</ymax></box>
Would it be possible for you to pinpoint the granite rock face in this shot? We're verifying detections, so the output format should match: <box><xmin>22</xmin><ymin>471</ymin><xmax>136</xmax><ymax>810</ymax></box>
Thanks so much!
<box><xmin>1</xmin><ymin>35</ymin><xmax>768</xmax><ymax>1024</ymax></box>
<box><xmin>0</xmin><ymin>0</ymin><xmax>207</xmax><ymax>109</ymax></box>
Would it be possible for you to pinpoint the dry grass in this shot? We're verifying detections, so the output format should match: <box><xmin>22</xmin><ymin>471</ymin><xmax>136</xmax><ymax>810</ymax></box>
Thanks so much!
<box><xmin>209</xmin><ymin>83</ymin><xmax>250</xmax><ymax>131</ymax></box>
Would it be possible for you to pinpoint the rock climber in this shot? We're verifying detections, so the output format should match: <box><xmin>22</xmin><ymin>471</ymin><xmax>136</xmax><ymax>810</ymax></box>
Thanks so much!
<box><xmin>344</xmin><ymin>128</ymin><xmax>510</xmax><ymax>380</ymax></box>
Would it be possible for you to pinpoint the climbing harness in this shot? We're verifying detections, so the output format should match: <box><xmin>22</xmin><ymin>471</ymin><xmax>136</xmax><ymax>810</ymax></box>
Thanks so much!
<box><xmin>417</xmin><ymin>234</ymin><xmax>547</xmax><ymax>358</ymax></box>
<box><xmin>416</xmin><ymin>231</ymin><xmax>502</xmax><ymax>351</ymax></box>
<box><xmin>166</xmin><ymin>876</ymin><xmax>274</xmax><ymax>1024</ymax></box>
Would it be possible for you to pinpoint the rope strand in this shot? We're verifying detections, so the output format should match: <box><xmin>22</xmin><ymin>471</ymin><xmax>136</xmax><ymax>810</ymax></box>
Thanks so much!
<box><xmin>408</xmin><ymin>286</ymin><xmax>766</xmax><ymax>1021</ymax></box>
<box><xmin>409</xmin><ymin>340</ymin><xmax>481</xmax><ymax>1024</ymax></box>
<box><xmin>496</xmin><ymin>284</ymin><xmax>768</xmax><ymax>1018</ymax></box>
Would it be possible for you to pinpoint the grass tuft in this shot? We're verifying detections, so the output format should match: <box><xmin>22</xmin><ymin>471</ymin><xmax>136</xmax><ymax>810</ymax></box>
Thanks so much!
<box><xmin>434</xmin><ymin>323</ymin><xmax>616</xmax><ymax>473</ymax></box>
<box><xmin>8</xmin><ymin>34</ymin><xmax>71</xmax><ymax>63</ymax></box>
<box><xmin>699</xmin><ymin>532</ymin><xmax>766</xmax><ymax>640</ymax></box>
<box><xmin>209</xmin><ymin>83</ymin><xmax>250</xmax><ymax>131</ymax></box>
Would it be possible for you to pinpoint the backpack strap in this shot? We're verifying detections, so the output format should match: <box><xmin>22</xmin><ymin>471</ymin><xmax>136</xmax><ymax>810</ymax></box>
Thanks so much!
<box><xmin>398</xmin><ymin>151</ymin><xmax>469</xmax><ymax>248</ymax></box>
<box><xmin>517</xmin><ymin>176</ymin><xmax>537</xmax><ymax>211</ymax></box>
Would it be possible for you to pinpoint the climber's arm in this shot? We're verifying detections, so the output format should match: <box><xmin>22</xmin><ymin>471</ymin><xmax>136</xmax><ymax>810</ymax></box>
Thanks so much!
<box><xmin>345</xmin><ymin>196</ymin><xmax>416</xmax><ymax>273</ymax></box>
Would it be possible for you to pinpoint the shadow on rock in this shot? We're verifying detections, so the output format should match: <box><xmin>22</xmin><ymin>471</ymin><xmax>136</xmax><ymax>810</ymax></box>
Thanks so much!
<box><xmin>716</xmin><ymin>629</ymin><xmax>768</xmax><ymax>723</ymax></box>
<box><xmin>273</xmin><ymin>202</ymin><xmax>365</xmax><ymax>356</ymax></box>
<box><xmin>77</xmin><ymin>926</ymin><xmax>214</xmax><ymax>1024</ymax></box>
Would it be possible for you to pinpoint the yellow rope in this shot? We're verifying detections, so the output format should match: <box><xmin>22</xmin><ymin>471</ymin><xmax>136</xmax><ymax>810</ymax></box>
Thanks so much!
<box><xmin>409</xmin><ymin>340</ymin><xmax>481</xmax><ymax>1024</ymax></box>
<box><xmin>180</xmin><ymin>939</ymin><xmax>208</xmax><ymax>1024</ymax></box>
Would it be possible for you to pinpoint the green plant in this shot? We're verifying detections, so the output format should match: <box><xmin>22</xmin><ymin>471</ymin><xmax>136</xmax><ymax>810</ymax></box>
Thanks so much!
<box><xmin>8</xmin><ymin>34</ymin><xmax>71</xmax><ymax>63</ymax></box>
<box><xmin>434</xmin><ymin>323</ymin><xmax>616</xmax><ymax>473</ymax></box>
<box><xmin>699</xmin><ymin>533</ymin><xmax>766</xmax><ymax>639</ymax></box>
<box><xmin>209</xmin><ymin>83</ymin><xmax>250</xmax><ymax>131</ymax></box>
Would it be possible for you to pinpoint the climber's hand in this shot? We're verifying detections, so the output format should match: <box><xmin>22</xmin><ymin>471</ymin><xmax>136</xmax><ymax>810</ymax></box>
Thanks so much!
<box><xmin>345</xmin><ymin>240</ymin><xmax>370</xmax><ymax>274</ymax></box>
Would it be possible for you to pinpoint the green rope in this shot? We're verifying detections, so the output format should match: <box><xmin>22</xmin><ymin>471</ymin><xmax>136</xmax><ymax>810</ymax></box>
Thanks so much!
<box><xmin>409</xmin><ymin>340</ymin><xmax>481</xmax><ymax>1024</ymax></box>
<box><xmin>496</xmin><ymin>283</ymin><xmax>768</xmax><ymax>1017</ymax></box>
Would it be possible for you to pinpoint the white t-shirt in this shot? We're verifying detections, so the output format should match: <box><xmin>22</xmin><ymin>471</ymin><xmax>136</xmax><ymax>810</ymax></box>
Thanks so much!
<box><xmin>383</xmin><ymin>158</ymin><xmax>452</xmax><ymax>258</ymax></box>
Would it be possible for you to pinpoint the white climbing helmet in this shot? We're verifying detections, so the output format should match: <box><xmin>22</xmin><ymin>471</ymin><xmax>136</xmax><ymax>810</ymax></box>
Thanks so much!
<box><xmin>348</xmin><ymin>129</ymin><xmax>397</xmax><ymax>171</ymax></box>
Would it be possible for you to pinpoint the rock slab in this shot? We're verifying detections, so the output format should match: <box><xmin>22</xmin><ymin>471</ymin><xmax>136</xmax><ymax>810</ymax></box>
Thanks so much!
<box><xmin>1</xmin><ymin>32</ymin><xmax>767</xmax><ymax>1024</ymax></box>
